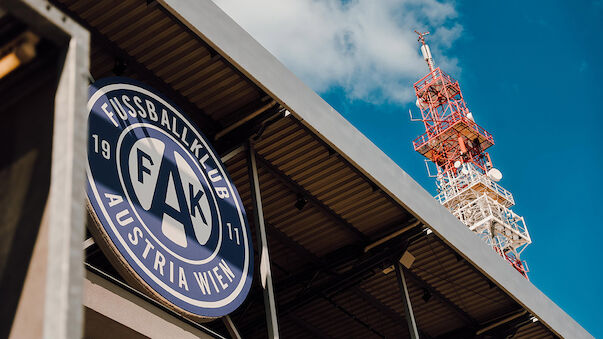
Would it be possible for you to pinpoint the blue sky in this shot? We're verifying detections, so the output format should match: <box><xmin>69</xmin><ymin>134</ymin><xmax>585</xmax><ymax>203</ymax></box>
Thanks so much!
<box><xmin>214</xmin><ymin>0</ymin><xmax>602</xmax><ymax>336</ymax></box>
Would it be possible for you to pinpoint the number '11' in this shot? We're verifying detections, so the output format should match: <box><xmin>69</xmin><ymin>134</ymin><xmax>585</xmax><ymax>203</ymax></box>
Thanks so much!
<box><xmin>226</xmin><ymin>223</ymin><xmax>240</xmax><ymax>245</ymax></box>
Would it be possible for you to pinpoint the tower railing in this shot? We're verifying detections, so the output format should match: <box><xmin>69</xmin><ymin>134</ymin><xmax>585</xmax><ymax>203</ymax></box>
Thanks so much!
<box><xmin>412</xmin><ymin>112</ymin><xmax>494</xmax><ymax>153</ymax></box>
<box><xmin>451</xmin><ymin>194</ymin><xmax>531</xmax><ymax>250</ymax></box>
<box><xmin>436</xmin><ymin>169</ymin><xmax>515</xmax><ymax>207</ymax></box>
<box><xmin>413</xmin><ymin>67</ymin><xmax>455</xmax><ymax>95</ymax></box>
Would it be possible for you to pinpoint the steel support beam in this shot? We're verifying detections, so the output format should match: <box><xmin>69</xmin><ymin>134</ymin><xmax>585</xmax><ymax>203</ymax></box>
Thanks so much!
<box><xmin>279</xmin><ymin>240</ymin><xmax>407</xmax><ymax>317</ymax></box>
<box><xmin>353</xmin><ymin>288</ymin><xmax>433</xmax><ymax>339</ymax></box>
<box><xmin>435</xmin><ymin>310</ymin><xmax>533</xmax><ymax>339</ymax></box>
<box><xmin>289</xmin><ymin>314</ymin><xmax>332</xmax><ymax>339</ymax></box>
<box><xmin>241</xmin><ymin>235</ymin><xmax>388</xmax><ymax>338</ymax></box>
<box><xmin>265</xmin><ymin>222</ymin><xmax>327</xmax><ymax>269</ymax></box>
<box><xmin>264</xmin><ymin>220</ymin><xmax>426</xmax><ymax>311</ymax></box>
<box><xmin>245</xmin><ymin>220</ymin><xmax>468</xmax><ymax>338</ymax></box>
<box><xmin>215</xmin><ymin>100</ymin><xmax>276</xmax><ymax>140</ymax></box>
<box><xmin>243</xmin><ymin>222</ymin><xmax>434</xmax><ymax>336</ymax></box>
<box><xmin>394</xmin><ymin>260</ymin><xmax>419</xmax><ymax>339</ymax></box>
<box><xmin>222</xmin><ymin>315</ymin><xmax>242</xmax><ymax>339</ymax></box>
<box><xmin>321</xmin><ymin>293</ymin><xmax>385</xmax><ymax>338</ymax></box>
<box><xmin>247</xmin><ymin>142</ymin><xmax>280</xmax><ymax>339</ymax></box>
<box><xmin>403</xmin><ymin>267</ymin><xmax>477</xmax><ymax>327</ymax></box>
<box><xmin>254</xmin><ymin>153</ymin><xmax>368</xmax><ymax>242</ymax></box>
<box><xmin>292</xmin><ymin>120</ymin><xmax>410</xmax><ymax>211</ymax></box>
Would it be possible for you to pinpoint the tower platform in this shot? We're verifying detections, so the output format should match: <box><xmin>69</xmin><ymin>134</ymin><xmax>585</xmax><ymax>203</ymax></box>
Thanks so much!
<box><xmin>413</xmin><ymin>114</ymin><xmax>494</xmax><ymax>162</ymax></box>
<box><xmin>436</xmin><ymin>168</ymin><xmax>515</xmax><ymax>208</ymax></box>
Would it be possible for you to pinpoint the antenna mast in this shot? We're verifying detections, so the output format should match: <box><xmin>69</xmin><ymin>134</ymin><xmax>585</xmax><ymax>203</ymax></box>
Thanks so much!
<box><xmin>409</xmin><ymin>31</ymin><xmax>531</xmax><ymax>278</ymax></box>
<box><xmin>414</xmin><ymin>30</ymin><xmax>435</xmax><ymax>72</ymax></box>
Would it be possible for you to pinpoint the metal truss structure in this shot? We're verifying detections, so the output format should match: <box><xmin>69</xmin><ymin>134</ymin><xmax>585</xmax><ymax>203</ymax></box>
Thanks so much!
<box><xmin>410</xmin><ymin>31</ymin><xmax>531</xmax><ymax>278</ymax></box>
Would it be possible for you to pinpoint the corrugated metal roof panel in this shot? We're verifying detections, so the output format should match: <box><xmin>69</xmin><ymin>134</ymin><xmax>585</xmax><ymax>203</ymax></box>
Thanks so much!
<box><xmin>55</xmin><ymin>0</ymin><xmax>264</xmax><ymax>128</ymax></box>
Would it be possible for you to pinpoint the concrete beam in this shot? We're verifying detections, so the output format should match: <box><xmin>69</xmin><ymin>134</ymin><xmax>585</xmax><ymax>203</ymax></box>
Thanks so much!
<box><xmin>3</xmin><ymin>1</ymin><xmax>90</xmax><ymax>338</ymax></box>
<box><xmin>84</xmin><ymin>270</ymin><xmax>220</xmax><ymax>339</ymax></box>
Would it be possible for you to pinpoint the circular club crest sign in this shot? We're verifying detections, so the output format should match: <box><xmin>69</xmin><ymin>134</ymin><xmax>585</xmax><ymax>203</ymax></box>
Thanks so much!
<box><xmin>86</xmin><ymin>77</ymin><xmax>253</xmax><ymax>320</ymax></box>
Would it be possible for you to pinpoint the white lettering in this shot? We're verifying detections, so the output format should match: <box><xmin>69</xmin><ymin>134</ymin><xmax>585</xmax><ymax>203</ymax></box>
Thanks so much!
<box><xmin>208</xmin><ymin>169</ymin><xmax>222</xmax><ymax>183</ymax></box>
<box><xmin>171</xmin><ymin>117</ymin><xmax>180</xmax><ymax>137</ymax></box>
<box><xmin>122</xmin><ymin>95</ymin><xmax>136</xmax><ymax>117</ymax></box>
<box><xmin>190</xmin><ymin>139</ymin><xmax>203</xmax><ymax>158</ymax></box>
<box><xmin>104</xmin><ymin>193</ymin><xmax>123</xmax><ymax>207</ymax></box>
<box><xmin>101</xmin><ymin>102</ymin><xmax>118</xmax><ymax>127</ymax></box>
<box><xmin>142</xmin><ymin>238</ymin><xmax>154</xmax><ymax>259</ymax></box>
<box><xmin>181</xmin><ymin>126</ymin><xmax>189</xmax><ymax>146</ymax></box>
<box><xmin>213</xmin><ymin>266</ymin><xmax>228</xmax><ymax>290</ymax></box>
<box><xmin>216</xmin><ymin>187</ymin><xmax>230</xmax><ymax>199</ymax></box>
<box><xmin>208</xmin><ymin>269</ymin><xmax>219</xmax><ymax>293</ymax></box>
<box><xmin>128</xmin><ymin>227</ymin><xmax>143</xmax><ymax>245</ymax></box>
<box><xmin>194</xmin><ymin>271</ymin><xmax>211</xmax><ymax>295</ymax></box>
<box><xmin>133</xmin><ymin>95</ymin><xmax>147</xmax><ymax>118</ymax></box>
<box><xmin>154</xmin><ymin>251</ymin><xmax>166</xmax><ymax>275</ymax></box>
<box><xmin>109</xmin><ymin>97</ymin><xmax>128</xmax><ymax>120</ymax></box>
<box><xmin>219</xmin><ymin>259</ymin><xmax>235</xmax><ymax>283</ymax></box>
<box><xmin>116</xmin><ymin>209</ymin><xmax>133</xmax><ymax>226</ymax></box>
<box><xmin>199</xmin><ymin>153</ymin><xmax>210</xmax><ymax>169</ymax></box>
<box><xmin>146</xmin><ymin>100</ymin><xmax>158</xmax><ymax>121</ymax></box>
<box><xmin>161</xmin><ymin>109</ymin><xmax>170</xmax><ymax>130</ymax></box>
<box><xmin>178</xmin><ymin>267</ymin><xmax>189</xmax><ymax>291</ymax></box>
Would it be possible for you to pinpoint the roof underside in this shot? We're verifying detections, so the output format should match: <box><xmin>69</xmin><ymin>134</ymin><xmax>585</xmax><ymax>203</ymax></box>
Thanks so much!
<box><xmin>51</xmin><ymin>0</ymin><xmax>560</xmax><ymax>338</ymax></box>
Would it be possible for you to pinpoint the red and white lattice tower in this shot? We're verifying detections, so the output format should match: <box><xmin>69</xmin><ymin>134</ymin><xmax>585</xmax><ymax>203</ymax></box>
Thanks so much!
<box><xmin>410</xmin><ymin>31</ymin><xmax>531</xmax><ymax>278</ymax></box>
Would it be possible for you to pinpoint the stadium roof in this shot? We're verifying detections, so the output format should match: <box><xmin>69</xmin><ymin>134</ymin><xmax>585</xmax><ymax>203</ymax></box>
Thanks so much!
<box><xmin>47</xmin><ymin>0</ymin><xmax>593</xmax><ymax>337</ymax></box>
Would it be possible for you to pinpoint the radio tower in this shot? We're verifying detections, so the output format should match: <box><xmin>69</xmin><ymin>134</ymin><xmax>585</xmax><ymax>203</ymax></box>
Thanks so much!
<box><xmin>410</xmin><ymin>31</ymin><xmax>531</xmax><ymax>278</ymax></box>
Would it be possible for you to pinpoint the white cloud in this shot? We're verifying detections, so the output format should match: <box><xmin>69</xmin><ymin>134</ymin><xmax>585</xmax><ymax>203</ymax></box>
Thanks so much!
<box><xmin>212</xmin><ymin>0</ymin><xmax>462</xmax><ymax>104</ymax></box>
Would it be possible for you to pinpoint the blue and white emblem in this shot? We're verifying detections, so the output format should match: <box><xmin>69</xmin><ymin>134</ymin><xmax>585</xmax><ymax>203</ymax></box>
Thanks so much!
<box><xmin>86</xmin><ymin>77</ymin><xmax>253</xmax><ymax>319</ymax></box>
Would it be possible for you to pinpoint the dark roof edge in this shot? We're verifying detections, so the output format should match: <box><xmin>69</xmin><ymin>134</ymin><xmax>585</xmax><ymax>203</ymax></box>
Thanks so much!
<box><xmin>158</xmin><ymin>1</ymin><xmax>592</xmax><ymax>338</ymax></box>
